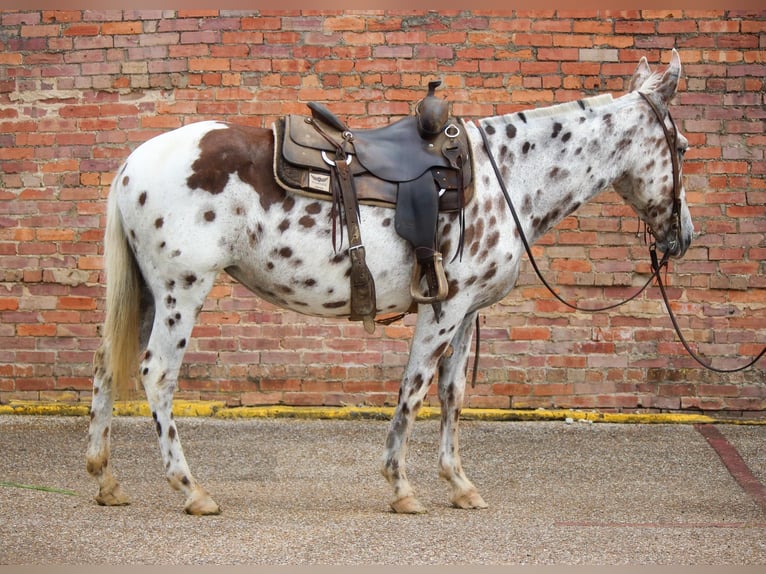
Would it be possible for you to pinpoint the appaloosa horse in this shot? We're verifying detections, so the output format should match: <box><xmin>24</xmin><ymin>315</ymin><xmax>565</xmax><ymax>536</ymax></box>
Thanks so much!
<box><xmin>87</xmin><ymin>51</ymin><xmax>693</xmax><ymax>514</ymax></box>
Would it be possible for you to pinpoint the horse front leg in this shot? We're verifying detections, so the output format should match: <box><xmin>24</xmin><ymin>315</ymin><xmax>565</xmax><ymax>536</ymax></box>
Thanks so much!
<box><xmin>437</xmin><ymin>312</ymin><xmax>488</xmax><ymax>510</ymax></box>
<box><xmin>381</xmin><ymin>312</ymin><xmax>457</xmax><ymax>514</ymax></box>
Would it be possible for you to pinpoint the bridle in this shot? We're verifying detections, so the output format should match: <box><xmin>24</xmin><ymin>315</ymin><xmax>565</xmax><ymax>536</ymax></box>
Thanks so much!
<box><xmin>478</xmin><ymin>93</ymin><xmax>765</xmax><ymax>373</ymax></box>
<box><xmin>638</xmin><ymin>91</ymin><xmax>683</xmax><ymax>256</ymax></box>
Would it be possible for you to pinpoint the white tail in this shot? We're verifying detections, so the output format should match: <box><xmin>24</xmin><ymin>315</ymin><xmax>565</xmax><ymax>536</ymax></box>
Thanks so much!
<box><xmin>101</xmin><ymin>177</ymin><xmax>142</xmax><ymax>399</ymax></box>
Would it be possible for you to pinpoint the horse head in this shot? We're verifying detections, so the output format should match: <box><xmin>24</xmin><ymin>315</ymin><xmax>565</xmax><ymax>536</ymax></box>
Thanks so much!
<box><xmin>613</xmin><ymin>49</ymin><xmax>694</xmax><ymax>258</ymax></box>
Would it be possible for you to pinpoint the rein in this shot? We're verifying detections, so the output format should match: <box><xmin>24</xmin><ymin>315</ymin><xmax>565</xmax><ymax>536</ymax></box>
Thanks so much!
<box><xmin>477</xmin><ymin>123</ymin><xmax>657</xmax><ymax>313</ymax></box>
<box><xmin>649</xmin><ymin>248</ymin><xmax>766</xmax><ymax>373</ymax></box>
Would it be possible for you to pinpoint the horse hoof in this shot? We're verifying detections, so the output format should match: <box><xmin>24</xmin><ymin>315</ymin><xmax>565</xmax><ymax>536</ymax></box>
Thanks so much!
<box><xmin>184</xmin><ymin>492</ymin><xmax>221</xmax><ymax>515</ymax></box>
<box><xmin>95</xmin><ymin>485</ymin><xmax>130</xmax><ymax>506</ymax></box>
<box><xmin>451</xmin><ymin>490</ymin><xmax>488</xmax><ymax>510</ymax></box>
<box><xmin>390</xmin><ymin>495</ymin><xmax>427</xmax><ymax>514</ymax></box>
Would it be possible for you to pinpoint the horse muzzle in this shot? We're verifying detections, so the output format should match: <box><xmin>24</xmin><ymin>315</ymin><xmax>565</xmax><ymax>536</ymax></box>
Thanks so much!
<box><xmin>655</xmin><ymin>218</ymin><xmax>693</xmax><ymax>259</ymax></box>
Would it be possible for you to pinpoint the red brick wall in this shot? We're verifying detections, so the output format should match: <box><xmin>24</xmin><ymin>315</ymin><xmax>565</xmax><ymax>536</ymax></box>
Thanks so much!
<box><xmin>1</xmin><ymin>9</ymin><xmax>764</xmax><ymax>417</ymax></box>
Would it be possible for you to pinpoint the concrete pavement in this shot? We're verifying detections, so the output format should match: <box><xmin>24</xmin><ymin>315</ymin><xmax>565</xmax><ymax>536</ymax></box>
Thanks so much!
<box><xmin>1</xmin><ymin>411</ymin><xmax>765</xmax><ymax>565</ymax></box>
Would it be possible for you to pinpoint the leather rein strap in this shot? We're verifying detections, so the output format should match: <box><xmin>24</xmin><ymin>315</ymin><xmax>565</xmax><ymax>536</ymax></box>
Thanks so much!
<box><xmin>649</xmin><ymin>247</ymin><xmax>766</xmax><ymax>372</ymax></box>
<box><xmin>477</xmin><ymin>123</ymin><xmax>657</xmax><ymax>313</ymax></box>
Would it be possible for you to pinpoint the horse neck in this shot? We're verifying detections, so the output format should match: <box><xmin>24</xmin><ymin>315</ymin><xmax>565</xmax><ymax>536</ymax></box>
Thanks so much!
<box><xmin>472</xmin><ymin>95</ymin><xmax>638</xmax><ymax>244</ymax></box>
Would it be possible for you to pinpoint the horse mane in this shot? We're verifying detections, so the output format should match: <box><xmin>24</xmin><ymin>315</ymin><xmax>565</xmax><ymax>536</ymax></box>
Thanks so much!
<box><xmin>515</xmin><ymin>93</ymin><xmax>614</xmax><ymax>121</ymax></box>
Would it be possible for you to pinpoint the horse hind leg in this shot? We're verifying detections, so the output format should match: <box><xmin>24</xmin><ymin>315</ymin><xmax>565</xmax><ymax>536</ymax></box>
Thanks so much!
<box><xmin>86</xmin><ymin>281</ymin><xmax>154</xmax><ymax>506</ymax></box>
<box><xmin>437</xmin><ymin>312</ymin><xmax>488</xmax><ymax>510</ymax></box>
<box><xmin>140</xmin><ymin>274</ymin><xmax>220</xmax><ymax>515</ymax></box>
<box><xmin>86</xmin><ymin>343</ymin><xmax>131</xmax><ymax>506</ymax></box>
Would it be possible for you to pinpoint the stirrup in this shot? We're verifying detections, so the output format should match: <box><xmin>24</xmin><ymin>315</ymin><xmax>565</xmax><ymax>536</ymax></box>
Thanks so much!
<box><xmin>410</xmin><ymin>253</ymin><xmax>448</xmax><ymax>304</ymax></box>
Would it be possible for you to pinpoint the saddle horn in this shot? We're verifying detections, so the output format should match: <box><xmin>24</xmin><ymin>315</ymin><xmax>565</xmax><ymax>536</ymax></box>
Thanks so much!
<box><xmin>416</xmin><ymin>80</ymin><xmax>449</xmax><ymax>138</ymax></box>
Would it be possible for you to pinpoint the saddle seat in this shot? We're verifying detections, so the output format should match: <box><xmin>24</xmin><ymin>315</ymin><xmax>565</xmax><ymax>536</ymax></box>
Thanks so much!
<box><xmin>272</xmin><ymin>83</ymin><xmax>474</xmax><ymax>331</ymax></box>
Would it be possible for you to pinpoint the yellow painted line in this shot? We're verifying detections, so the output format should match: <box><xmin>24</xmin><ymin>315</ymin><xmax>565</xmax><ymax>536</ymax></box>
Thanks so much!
<box><xmin>0</xmin><ymin>400</ymin><xmax>225</xmax><ymax>418</ymax></box>
<box><xmin>459</xmin><ymin>408</ymin><xmax>721</xmax><ymax>425</ymax></box>
<box><xmin>111</xmin><ymin>400</ymin><xmax>226</xmax><ymax>418</ymax></box>
<box><xmin>0</xmin><ymin>400</ymin><xmax>763</xmax><ymax>425</ymax></box>
<box><xmin>0</xmin><ymin>402</ymin><xmax>90</xmax><ymax>417</ymax></box>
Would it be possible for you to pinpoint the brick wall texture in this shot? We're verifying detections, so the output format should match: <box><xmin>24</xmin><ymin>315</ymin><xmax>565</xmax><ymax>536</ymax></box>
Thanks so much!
<box><xmin>1</xmin><ymin>9</ymin><xmax>764</xmax><ymax>418</ymax></box>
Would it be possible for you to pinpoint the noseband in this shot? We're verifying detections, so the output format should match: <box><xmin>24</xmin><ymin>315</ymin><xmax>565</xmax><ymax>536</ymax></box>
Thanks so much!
<box><xmin>637</xmin><ymin>91</ymin><xmax>683</xmax><ymax>254</ymax></box>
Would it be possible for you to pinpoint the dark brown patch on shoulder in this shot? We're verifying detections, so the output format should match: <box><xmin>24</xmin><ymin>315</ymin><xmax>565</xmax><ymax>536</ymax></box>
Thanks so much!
<box><xmin>122</xmin><ymin>175</ymin><xmax>130</xmax><ymax>186</ymax></box>
<box><xmin>282</xmin><ymin>195</ymin><xmax>295</xmax><ymax>212</ymax></box>
<box><xmin>548</xmin><ymin>167</ymin><xmax>569</xmax><ymax>181</ymax></box>
<box><xmin>616</xmin><ymin>138</ymin><xmax>631</xmax><ymax>151</ymax></box>
<box><xmin>447</xmin><ymin>278</ymin><xmax>460</xmax><ymax>299</ymax></box>
<box><xmin>521</xmin><ymin>194</ymin><xmax>533</xmax><ymax>215</ymax></box>
<box><xmin>432</xmin><ymin>342</ymin><xmax>450</xmax><ymax>359</ymax></box>
<box><xmin>186</xmin><ymin>124</ymin><xmax>287</xmax><ymax>210</ymax></box>
<box><xmin>203</xmin><ymin>210</ymin><xmax>216</xmax><ymax>222</ymax></box>
<box><xmin>154</xmin><ymin>217</ymin><xmax>164</xmax><ymax>228</ymax></box>
<box><xmin>138</xmin><ymin>191</ymin><xmax>147</xmax><ymax>206</ymax></box>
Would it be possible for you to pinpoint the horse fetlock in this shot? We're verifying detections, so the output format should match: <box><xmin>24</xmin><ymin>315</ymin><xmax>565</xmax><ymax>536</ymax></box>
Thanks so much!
<box><xmin>166</xmin><ymin>471</ymin><xmax>195</xmax><ymax>493</ymax></box>
<box><xmin>85</xmin><ymin>455</ymin><xmax>107</xmax><ymax>478</ymax></box>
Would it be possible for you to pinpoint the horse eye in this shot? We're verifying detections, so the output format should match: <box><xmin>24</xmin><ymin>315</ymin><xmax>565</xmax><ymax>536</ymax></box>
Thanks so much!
<box><xmin>677</xmin><ymin>145</ymin><xmax>687</xmax><ymax>157</ymax></box>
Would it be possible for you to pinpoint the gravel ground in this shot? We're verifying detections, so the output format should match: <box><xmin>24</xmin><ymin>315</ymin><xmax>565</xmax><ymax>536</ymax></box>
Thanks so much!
<box><xmin>1</xmin><ymin>415</ymin><xmax>765</xmax><ymax>565</ymax></box>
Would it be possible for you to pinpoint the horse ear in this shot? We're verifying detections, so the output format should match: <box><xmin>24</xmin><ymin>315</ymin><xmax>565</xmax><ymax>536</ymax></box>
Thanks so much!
<box><xmin>655</xmin><ymin>48</ymin><xmax>682</xmax><ymax>104</ymax></box>
<box><xmin>628</xmin><ymin>57</ymin><xmax>652</xmax><ymax>92</ymax></box>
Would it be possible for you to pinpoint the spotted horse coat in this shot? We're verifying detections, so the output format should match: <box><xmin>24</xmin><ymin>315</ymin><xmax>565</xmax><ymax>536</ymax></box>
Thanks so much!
<box><xmin>87</xmin><ymin>50</ymin><xmax>693</xmax><ymax>515</ymax></box>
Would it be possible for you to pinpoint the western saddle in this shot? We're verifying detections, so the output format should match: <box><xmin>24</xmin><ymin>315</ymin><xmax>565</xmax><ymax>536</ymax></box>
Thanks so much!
<box><xmin>273</xmin><ymin>80</ymin><xmax>474</xmax><ymax>332</ymax></box>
